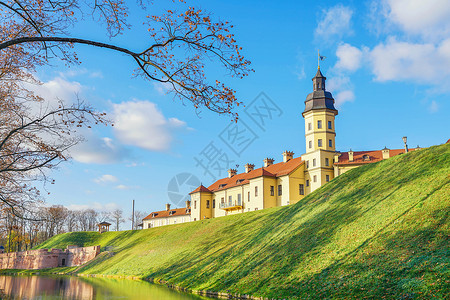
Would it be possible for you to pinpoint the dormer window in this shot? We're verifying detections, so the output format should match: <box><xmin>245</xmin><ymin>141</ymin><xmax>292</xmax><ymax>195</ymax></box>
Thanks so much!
<box><xmin>152</xmin><ymin>213</ymin><xmax>158</xmax><ymax>218</ymax></box>
<box><xmin>169</xmin><ymin>210</ymin><xmax>176</xmax><ymax>216</ymax></box>
<box><xmin>363</xmin><ymin>155</ymin><xmax>370</xmax><ymax>161</ymax></box>
<box><xmin>236</xmin><ymin>179</ymin><xmax>244</xmax><ymax>184</ymax></box>
<box><xmin>219</xmin><ymin>184</ymin><xmax>227</xmax><ymax>189</ymax></box>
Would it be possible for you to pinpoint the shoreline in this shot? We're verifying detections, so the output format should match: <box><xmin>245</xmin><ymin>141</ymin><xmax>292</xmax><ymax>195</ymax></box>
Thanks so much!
<box><xmin>0</xmin><ymin>270</ymin><xmax>270</xmax><ymax>300</ymax></box>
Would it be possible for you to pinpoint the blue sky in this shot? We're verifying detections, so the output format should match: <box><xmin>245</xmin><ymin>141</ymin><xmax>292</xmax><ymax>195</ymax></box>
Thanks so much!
<box><xmin>34</xmin><ymin>0</ymin><xmax>449</xmax><ymax>226</ymax></box>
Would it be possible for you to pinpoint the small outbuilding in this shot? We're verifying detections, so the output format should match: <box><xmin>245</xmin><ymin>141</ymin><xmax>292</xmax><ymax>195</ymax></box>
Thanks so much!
<box><xmin>97</xmin><ymin>222</ymin><xmax>111</xmax><ymax>233</ymax></box>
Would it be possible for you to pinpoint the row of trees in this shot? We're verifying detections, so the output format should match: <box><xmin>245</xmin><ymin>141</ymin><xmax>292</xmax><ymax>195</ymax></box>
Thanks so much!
<box><xmin>0</xmin><ymin>204</ymin><xmax>147</xmax><ymax>253</ymax></box>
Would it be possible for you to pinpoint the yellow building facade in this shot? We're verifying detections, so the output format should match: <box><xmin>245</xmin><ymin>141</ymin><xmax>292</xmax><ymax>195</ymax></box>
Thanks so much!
<box><xmin>190</xmin><ymin>154</ymin><xmax>307</xmax><ymax>220</ymax></box>
<box><xmin>144</xmin><ymin>67</ymin><xmax>415</xmax><ymax>226</ymax></box>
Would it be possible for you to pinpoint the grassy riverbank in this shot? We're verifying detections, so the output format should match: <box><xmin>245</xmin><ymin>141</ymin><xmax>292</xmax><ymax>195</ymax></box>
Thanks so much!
<box><xmin>33</xmin><ymin>143</ymin><xmax>449</xmax><ymax>299</ymax></box>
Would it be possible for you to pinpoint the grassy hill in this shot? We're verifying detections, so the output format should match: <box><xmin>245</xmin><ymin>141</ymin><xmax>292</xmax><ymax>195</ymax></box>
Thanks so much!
<box><xmin>37</xmin><ymin>143</ymin><xmax>450</xmax><ymax>299</ymax></box>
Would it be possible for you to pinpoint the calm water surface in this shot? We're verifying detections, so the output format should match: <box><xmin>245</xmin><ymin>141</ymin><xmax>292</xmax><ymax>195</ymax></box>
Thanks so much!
<box><xmin>0</xmin><ymin>275</ymin><xmax>212</xmax><ymax>299</ymax></box>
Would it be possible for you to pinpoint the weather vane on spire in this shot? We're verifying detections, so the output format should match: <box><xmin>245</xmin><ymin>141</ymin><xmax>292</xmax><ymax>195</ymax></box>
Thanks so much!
<box><xmin>318</xmin><ymin>50</ymin><xmax>326</xmax><ymax>70</ymax></box>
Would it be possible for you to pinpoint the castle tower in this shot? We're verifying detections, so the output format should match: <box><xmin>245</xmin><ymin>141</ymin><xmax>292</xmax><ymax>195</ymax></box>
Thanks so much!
<box><xmin>301</xmin><ymin>68</ymin><xmax>338</xmax><ymax>193</ymax></box>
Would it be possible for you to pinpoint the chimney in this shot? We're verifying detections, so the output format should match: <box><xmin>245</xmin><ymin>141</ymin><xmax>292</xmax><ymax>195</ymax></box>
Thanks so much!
<box><xmin>185</xmin><ymin>200</ymin><xmax>191</xmax><ymax>209</ymax></box>
<box><xmin>334</xmin><ymin>153</ymin><xmax>340</xmax><ymax>163</ymax></box>
<box><xmin>165</xmin><ymin>203</ymin><xmax>171</xmax><ymax>211</ymax></box>
<box><xmin>282</xmin><ymin>151</ymin><xmax>294</xmax><ymax>162</ymax></box>
<box><xmin>348</xmin><ymin>149</ymin><xmax>354</xmax><ymax>162</ymax></box>
<box><xmin>382</xmin><ymin>147</ymin><xmax>390</xmax><ymax>160</ymax></box>
<box><xmin>263</xmin><ymin>158</ymin><xmax>274</xmax><ymax>167</ymax></box>
<box><xmin>228</xmin><ymin>168</ymin><xmax>237</xmax><ymax>178</ymax></box>
<box><xmin>244</xmin><ymin>163</ymin><xmax>255</xmax><ymax>173</ymax></box>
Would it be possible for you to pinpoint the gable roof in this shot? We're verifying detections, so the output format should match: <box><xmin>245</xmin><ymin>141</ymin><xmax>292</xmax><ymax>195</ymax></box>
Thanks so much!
<box><xmin>143</xmin><ymin>207</ymin><xmax>190</xmax><ymax>220</ymax></box>
<box><xmin>189</xmin><ymin>184</ymin><xmax>212</xmax><ymax>194</ymax></box>
<box><xmin>190</xmin><ymin>157</ymin><xmax>304</xmax><ymax>193</ymax></box>
<box><xmin>335</xmin><ymin>148</ymin><xmax>408</xmax><ymax>165</ymax></box>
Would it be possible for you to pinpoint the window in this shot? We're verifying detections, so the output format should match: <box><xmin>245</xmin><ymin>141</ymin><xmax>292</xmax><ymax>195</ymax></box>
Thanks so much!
<box><xmin>194</xmin><ymin>201</ymin><xmax>197</xmax><ymax>209</ymax></box>
<box><xmin>313</xmin><ymin>158</ymin><xmax>316</xmax><ymax>167</ymax></box>
<box><xmin>318</xmin><ymin>139</ymin><xmax>322</xmax><ymax>147</ymax></box>
<box><xmin>221</xmin><ymin>197</ymin><xmax>224</xmax><ymax>204</ymax></box>
<box><xmin>317</xmin><ymin>120</ymin><xmax>322</xmax><ymax>129</ymax></box>
<box><xmin>255</xmin><ymin>186</ymin><xmax>258</xmax><ymax>196</ymax></box>
<box><xmin>313</xmin><ymin>175</ymin><xmax>317</xmax><ymax>182</ymax></box>
<box><xmin>228</xmin><ymin>195</ymin><xmax>232</xmax><ymax>205</ymax></box>
<box><xmin>61</xmin><ymin>258</ymin><xmax>66</xmax><ymax>266</ymax></box>
<box><xmin>308</xmin><ymin>123</ymin><xmax>312</xmax><ymax>130</ymax></box>
<box><xmin>299</xmin><ymin>184</ymin><xmax>304</xmax><ymax>195</ymax></box>
<box><xmin>306</xmin><ymin>160</ymin><xmax>309</xmax><ymax>168</ymax></box>
<box><xmin>194</xmin><ymin>218</ymin><xmax>197</xmax><ymax>221</ymax></box>
<box><xmin>309</xmin><ymin>141</ymin><xmax>312</xmax><ymax>149</ymax></box>
<box><xmin>206</xmin><ymin>200</ymin><xmax>210</xmax><ymax>208</ymax></box>
<box><xmin>213</xmin><ymin>199</ymin><xmax>216</xmax><ymax>208</ymax></box>
<box><xmin>306</xmin><ymin>180</ymin><xmax>310</xmax><ymax>187</ymax></box>
<box><xmin>270</xmin><ymin>186</ymin><xmax>274</xmax><ymax>196</ymax></box>
<box><xmin>278</xmin><ymin>185</ymin><xmax>282</xmax><ymax>196</ymax></box>
<box><xmin>326</xmin><ymin>175</ymin><xmax>330</xmax><ymax>182</ymax></box>
<box><xmin>328</xmin><ymin>120</ymin><xmax>332</xmax><ymax>129</ymax></box>
<box><xmin>248</xmin><ymin>191</ymin><xmax>250</xmax><ymax>202</ymax></box>
<box><xmin>329</xmin><ymin>139</ymin><xmax>332</xmax><ymax>148</ymax></box>
<box><xmin>255</xmin><ymin>208</ymin><xmax>258</xmax><ymax>211</ymax></box>
<box><xmin>325</xmin><ymin>158</ymin><xmax>329</xmax><ymax>166</ymax></box>
<box><xmin>238</xmin><ymin>194</ymin><xmax>242</xmax><ymax>204</ymax></box>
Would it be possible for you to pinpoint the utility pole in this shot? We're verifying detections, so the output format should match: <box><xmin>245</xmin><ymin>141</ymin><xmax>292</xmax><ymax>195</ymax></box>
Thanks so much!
<box><xmin>131</xmin><ymin>199</ymin><xmax>135</xmax><ymax>230</ymax></box>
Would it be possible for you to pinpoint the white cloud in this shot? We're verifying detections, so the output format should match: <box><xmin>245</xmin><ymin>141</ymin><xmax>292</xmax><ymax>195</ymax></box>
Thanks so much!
<box><xmin>23</xmin><ymin>76</ymin><xmax>82</xmax><ymax>111</ymax></box>
<box><xmin>67</xmin><ymin>202</ymin><xmax>120</xmax><ymax>211</ymax></box>
<box><xmin>335</xmin><ymin>44</ymin><xmax>364</xmax><ymax>72</ymax></box>
<box><xmin>428</xmin><ymin>100</ymin><xmax>439</xmax><ymax>113</ymax></box>
<box><xmin>327</xmin><ymin>75</ymin><xmax>355</xmax><ymax>107</ymax></box>
<box><xmin>71</xmin><ymin>132</ymin><xmax>128</xmax><ymax>164</ymax></box>
<box><xmin>153</xmin><ymin>82</ymin><xmax>173</xmax><ymax>95</ymax></box>
<box><xmin>125</xmin><ymin>162</ymin><xmax>146</xmax><ymax>168</ymax></box>
<box><xmin>386</xmin><ymin>0</ymin><xmax>450</xmax><ymax>41</ymax></box>
<box><xmin>112</xmin><ymin>100</ymin><xmax>187</xmax><ymax>151</ymax></box>
<box><xmin>335</xmin><ymin>90</ymin><xmax>355</xmax><ymax>106</ymax></box>
<box><xmin>315</xmin><ymin>5</ymin><xmax>353</xmax><ymax>41</ymax></box>
<box><xmin>369</xmin><ymin>38</ymin><xmax>450</xmax><ymax>82</ymax></box>
<box><xmin>115</xmin><ymin>184</ymin><xmax>139</xmax><ymax>190</ymax></box>
<box><xmin>94</xmin><ymin>174</ymin><xmax>119</xmax><ymax>184</ymax></box>
<box><xmin>60</xmin><ymin>68</ymin><xmax>104</xmax><ymax>79</ymax></box>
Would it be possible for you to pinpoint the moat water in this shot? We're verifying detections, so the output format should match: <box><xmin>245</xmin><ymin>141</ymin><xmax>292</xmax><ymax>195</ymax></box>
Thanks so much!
<box><xmin>0</xmin><ymin>275</ymin><xmax>213</xmax><ymax>299</ymax></box>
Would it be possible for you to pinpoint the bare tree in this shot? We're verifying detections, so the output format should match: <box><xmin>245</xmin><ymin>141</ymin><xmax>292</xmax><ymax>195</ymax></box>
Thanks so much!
<box><xmin>129</xmin><ymin>210</ymin><xmax>147</xmax><ymax>230</ymax></box>
<box><xmin>110</xmin><ymin>209</ymin><xmax>125</xmax><ymax>231</ymax></box>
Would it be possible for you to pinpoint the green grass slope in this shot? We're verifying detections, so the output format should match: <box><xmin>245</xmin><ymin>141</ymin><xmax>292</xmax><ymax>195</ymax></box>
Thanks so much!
<box><xmin>37</xmin><ymin>144</ymin><xmax>450</xmax><ymax>299</ymax></box>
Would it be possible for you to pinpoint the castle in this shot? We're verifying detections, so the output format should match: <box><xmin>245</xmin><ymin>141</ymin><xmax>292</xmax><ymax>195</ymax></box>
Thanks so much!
<box><xmin>142</xmin><ymin>68</ymin><xmax>415</xmax><ymax>228</ymax></box>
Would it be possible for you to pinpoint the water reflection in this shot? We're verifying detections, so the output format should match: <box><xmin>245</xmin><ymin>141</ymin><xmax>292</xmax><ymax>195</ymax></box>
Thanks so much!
<box><xmin>0</xmin><ymin>275</ymin><xmax>211</xmax><ymax>299</ymax></box>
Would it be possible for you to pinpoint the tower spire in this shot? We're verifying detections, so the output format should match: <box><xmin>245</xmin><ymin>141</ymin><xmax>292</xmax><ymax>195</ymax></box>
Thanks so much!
<box><xmin>318</xmin><ymin>49</ymin><xmax>320</xmax><ymax>70</ymax></box>
<box><xmin>317</xmin><ymin>50</ymin><xmax>326</xmax><ymax>70</ymax></box>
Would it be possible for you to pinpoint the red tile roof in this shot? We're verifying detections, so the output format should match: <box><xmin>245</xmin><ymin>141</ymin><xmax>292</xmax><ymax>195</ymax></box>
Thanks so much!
<box><xmin>143</xmin><ymin>207</ymin><xmax>190</xmax><ymax>220</ymax></box>
<box><xmin>190</xmin><ymin>157</ymin><xmax>304</xmax><ymax>193</ymax></box>
<box><xmin>334</xmin><ymin>148</ymin><xmax>408</xmax><ymax>165</ymax></box>
<box><xmin>189</xmin><ymin>184</ymin><xmax>212</xmax><ymax>194</ymax></box>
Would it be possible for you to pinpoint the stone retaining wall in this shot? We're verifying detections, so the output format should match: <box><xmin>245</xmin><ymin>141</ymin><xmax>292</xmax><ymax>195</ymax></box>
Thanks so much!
<box><xmin>0</xmin><ymin>246</ymin><xmax>100</xmax><ymax>269</ymax></box>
